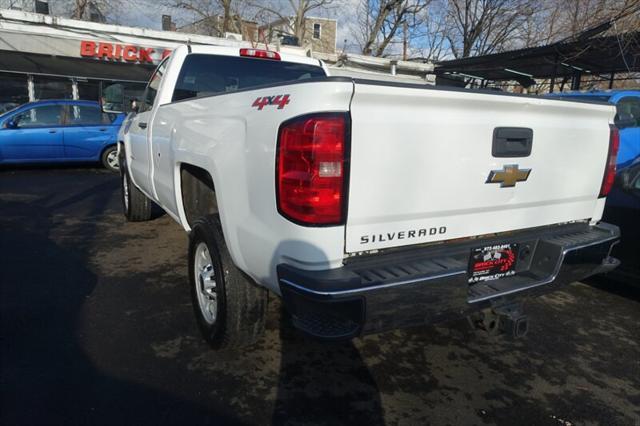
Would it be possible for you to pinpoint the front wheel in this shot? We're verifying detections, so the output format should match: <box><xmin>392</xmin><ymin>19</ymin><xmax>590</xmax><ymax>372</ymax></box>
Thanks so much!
<box><xmin>121</xmin><ymin>166</ymin><xmax>152</xmax><ymax>222</ymax></box>
<box><xmin>189</xmin><ymin>215</ymin><xmax>267</xmax><ymax>349</ymax></box>
<box><xmin>101</xmin><ymin>146</ymin><xmax>119</xmax><ymax>172</ymax></box>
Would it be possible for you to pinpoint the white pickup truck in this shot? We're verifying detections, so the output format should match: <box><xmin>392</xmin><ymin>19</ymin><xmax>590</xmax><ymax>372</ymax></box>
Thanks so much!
<box><xmin>114</xmin><ymin>44</ymin><xmax>620</xmax><ymax>348</ymax></box>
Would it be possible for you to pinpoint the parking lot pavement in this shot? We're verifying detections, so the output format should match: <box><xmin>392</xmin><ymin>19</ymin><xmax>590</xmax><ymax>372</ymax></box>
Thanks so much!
<box><xmin>1</xmin><ymin>167</ymin><xmax>639</xmax><ymax>426</ymax></box>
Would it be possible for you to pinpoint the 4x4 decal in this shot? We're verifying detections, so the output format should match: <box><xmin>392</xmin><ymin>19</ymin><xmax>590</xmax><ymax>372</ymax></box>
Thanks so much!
<box><xmin>252</xmin><ymin>94</ymin><xmax>290</xmax><ymax>110</ymax></box>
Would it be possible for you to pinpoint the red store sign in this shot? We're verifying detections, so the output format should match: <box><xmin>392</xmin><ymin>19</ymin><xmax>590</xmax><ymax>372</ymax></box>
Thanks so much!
<box><xmin>80</xmin><ymin>40</ymin><xmax>171</xmax><ymax>64</ymax></box>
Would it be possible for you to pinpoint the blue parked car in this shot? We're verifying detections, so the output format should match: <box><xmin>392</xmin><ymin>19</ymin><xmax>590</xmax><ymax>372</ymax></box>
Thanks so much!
<box><xmin>0</xmin><ymin>100</ymin><xmax>125</xmax><ymax>172</ymax></box>
<box><xmin>548</xmin><ymin>90</ymin><xmax>640</xmax><ymax>283</ymax></box>
<box><xmin>546</xmin><ymin>90</ymin><xmax>640</xmax><ymax>170</ymax></box>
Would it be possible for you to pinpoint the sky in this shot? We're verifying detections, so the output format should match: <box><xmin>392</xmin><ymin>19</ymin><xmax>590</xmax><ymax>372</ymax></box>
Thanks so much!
<box><xmin>107</xmin><ymin>0</ymin><xmax>359</xmax><ymax>53</ymax></box>
<box><xmin>0</xmin><ymin>0</ymin><xmax>366</xmax><ymax>54</ymax></box>
<box><xmin>94</xmin><ymin>0</ymin><xmax>360</xmax><ymax>51</ymax></box>
<box><xmin>0</xmin><ymin>0</ymin><xmax>448</xmax><ymax>58</ymax></box>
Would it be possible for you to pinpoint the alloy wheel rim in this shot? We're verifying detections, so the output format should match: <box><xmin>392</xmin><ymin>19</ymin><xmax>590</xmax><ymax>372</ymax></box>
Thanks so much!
<box><xmin>194</xmin><ymin>242</ymin><xmax>217</xmax><ymax>325</ymax></box>
<box><xmin>107</xmin><ymin>150</ymin><xmax>119</xmax><ymax>169</ymax></box>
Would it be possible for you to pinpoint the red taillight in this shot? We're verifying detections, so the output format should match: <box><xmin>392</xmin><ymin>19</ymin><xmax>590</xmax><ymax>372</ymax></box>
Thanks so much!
<box><xmin>599</xmin><ymin>126</ymin><xmax>620</xmax><ymax>197</ymax></box>
<box><xmin>277</xmin><ymin>114</ymin><xmax>348</xmax><ymax>225</ymax></box>
<box><xmin>239</xmin><ymin>48</ymin><xmax>281</xmax><ymax>60</ymax></box>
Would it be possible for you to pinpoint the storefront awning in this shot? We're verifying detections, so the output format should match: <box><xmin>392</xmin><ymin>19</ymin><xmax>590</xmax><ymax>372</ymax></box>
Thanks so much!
<box><xmin>0</xmin><ymin>50</ymin><xmax>154</xmax><ymax>82</ymax></box>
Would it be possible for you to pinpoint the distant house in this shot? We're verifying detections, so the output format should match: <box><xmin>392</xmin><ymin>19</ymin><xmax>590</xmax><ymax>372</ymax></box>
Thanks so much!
<box><xmin>260</xmin><ymin>16</ymin><xmax>337</xmax><ymax>54</ymax></box>
<box><xmin>177</xmin><ymin>16</ymin><xmax>258</xmax><ymax>43</ymax></box>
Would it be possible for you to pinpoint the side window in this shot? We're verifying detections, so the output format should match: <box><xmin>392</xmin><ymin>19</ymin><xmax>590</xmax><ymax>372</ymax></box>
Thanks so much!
<box><xmin>66</xmin><ymin>105</ymin><xmax>108</xmax><ymax>125</ymax></box>
<box><xmin>12</xmin><ymin>105</ymin><xmax>62</xmax><ymax>128</ymax></box>
<box><xmin>140</xmin><ymin>59</ymin><xmax>169</xmax><ymax>113</ymax></box>
<box><xmin>615</xmin><ymin>97</ymin><xmax>640</xmax><ymax>128</ymax></box>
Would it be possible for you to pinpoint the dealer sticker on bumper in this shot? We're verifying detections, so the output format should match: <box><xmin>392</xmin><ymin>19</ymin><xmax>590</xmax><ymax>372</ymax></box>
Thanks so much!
<box><xmin>468</xmin><ymin>243</ymin><xmax>519</xmax><ymax>284</ymax></box>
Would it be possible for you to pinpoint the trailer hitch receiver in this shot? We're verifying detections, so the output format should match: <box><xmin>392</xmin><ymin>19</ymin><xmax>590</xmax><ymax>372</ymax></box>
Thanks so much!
<box><xmin>471</xmin><ymin>302</ymin><xmax>529</xmax><ymax>339</ymax></box>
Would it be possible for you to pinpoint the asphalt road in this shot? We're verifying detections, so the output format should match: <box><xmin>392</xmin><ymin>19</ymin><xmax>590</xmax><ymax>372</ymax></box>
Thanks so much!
<box><xmin>1</xmin><ymin>167</ymin><xmax>639</xmax><ymax>426</ymax></box>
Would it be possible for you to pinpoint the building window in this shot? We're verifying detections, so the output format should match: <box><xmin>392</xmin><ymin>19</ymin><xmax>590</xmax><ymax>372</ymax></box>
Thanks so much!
<box><xmin>0</xmin><ymin>73</ymin><xmax>29</xmax><ymax>114</ymax></box>
<box><xmin>33</xmin><ymin>76</ymin><xmax>73</xmax><ymax>101</ymax></box>
<box><xmin>313</xmin><ymin>23</ymin><xmax>321</xmax><ymax>39</ymax></box>
<box><xmin>77</xmin><ymin>79</ymin><xmax>101</xmax><ymax>101</ymax></box>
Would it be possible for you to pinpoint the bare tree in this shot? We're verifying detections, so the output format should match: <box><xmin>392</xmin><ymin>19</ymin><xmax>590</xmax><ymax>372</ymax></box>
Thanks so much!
<box><xmin>0</xmin><ymin>0</ymin><xmax>118</xmax><ymax>19</ymax></box>
<box><xmin>163</xmin><ymin>0</ymin><xmax>253</xmax><ymax>35</ymax></box>
<box><xmin>352</xmin><ymin>0</ymin><xmax>430</xmax><ymax>57</ymax></box>
<box><xmin>412</xmin><ymin>0</ymin><xmax>448</xmax><ymax>60</ymax></box>
<box><xmin>71</xmin><ymin>0</ymin><xmax>90</xmax><ymax>19</ymax></box>
<box><xmin>348</xmin><ymin>0</ymin><xmax>640</xmax><ymax>61</ymax></box>
<box><xmin>45</xmin><ymin>0</ymin><xmax>124</xmax><ymax>22</ymax></box>
<box><xmin>253</xmin><ymin>0</ymin><xmax>337</xmax><ymax>45</ymax></box>
<box><xmin>442</xmin><ymin>0</ymin><xmax>536</xmax><ymax>58</ymax></box>
<box><xmin>0</xmin><ymin>0</ymin><xmax>23</xmax><ymax>9</ymax></box>
<box><xmin>500</xmin><ymin>0</ymin><xmax>639</xmax><ymax>52</ymax></box>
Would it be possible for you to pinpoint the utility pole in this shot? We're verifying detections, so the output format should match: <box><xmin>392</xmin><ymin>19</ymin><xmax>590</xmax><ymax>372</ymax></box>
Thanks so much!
<box><xmin>402</xmin><ymin>19</ymin><xmax>408</xmax><ymax>61</ymax></box>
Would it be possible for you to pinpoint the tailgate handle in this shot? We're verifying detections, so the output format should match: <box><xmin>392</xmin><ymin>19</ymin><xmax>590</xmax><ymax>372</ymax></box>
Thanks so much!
<box><xmin>492</xmin><ymin>127</ymin><xmax>533</xmax><ymax>157</ymax></box>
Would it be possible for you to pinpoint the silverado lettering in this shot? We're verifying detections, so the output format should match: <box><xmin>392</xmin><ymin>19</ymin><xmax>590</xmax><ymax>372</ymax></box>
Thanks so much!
<box><xmin>360</xmin><ymin>227</ymin><xmax>447</xmax><ymax>244</ymax></box>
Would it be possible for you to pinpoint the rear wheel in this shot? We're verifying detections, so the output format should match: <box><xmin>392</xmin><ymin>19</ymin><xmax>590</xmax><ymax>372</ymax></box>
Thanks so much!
<box><xmin>121</xmin><ymin>165</ymin><xmax>152</xmax><ymax>222</ymax></box>
<box><xmin>101</xmin><ymin>146</ymin><xmax>119</xmax><ymax>172</ymax></box>
<box><xmin>189</xmin><ymin>215</ymin><xmax>267</xmax><ymax>349</ymax></box>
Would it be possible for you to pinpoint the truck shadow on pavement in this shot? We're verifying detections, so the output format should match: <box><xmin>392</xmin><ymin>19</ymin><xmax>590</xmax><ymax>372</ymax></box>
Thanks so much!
<box><xmin>0</xmin><ymin>178</ymin><xmax>231</xmax><ymax>425</ymax></box>
<box><xmin>271</xmin><ymin>311</ymin><xmax>385</xmax><ymax>426</ymax></box>
<box><xmin>265</xmin><ymin>240</ymin><xmax>384</xmax><ymax>425</ymax></box>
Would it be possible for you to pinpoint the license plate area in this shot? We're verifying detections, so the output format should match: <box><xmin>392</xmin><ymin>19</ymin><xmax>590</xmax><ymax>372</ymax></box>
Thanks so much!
<box><xmin>468</xmin><ymin>243</ymin><xmax>519</xmax><ymax>284</ymax></box>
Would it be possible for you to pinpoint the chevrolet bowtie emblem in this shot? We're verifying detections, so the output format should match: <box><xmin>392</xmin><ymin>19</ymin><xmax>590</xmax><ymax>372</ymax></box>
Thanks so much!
<box><xmin>486</xmin><ymin>164</ymin><xmax>531</xmax><ymax>187</ymax></box>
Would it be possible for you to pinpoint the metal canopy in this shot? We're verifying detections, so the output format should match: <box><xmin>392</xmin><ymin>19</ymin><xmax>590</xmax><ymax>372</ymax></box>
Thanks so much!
<box><xmin>0</xmin><ymin>50</ymin><xmax>154</xmax><ymax>82</ymax></box>
<box><xmin>434</xmin><ymin>31</ymin><xmax>640</xmax><ymax>88</ymax></box>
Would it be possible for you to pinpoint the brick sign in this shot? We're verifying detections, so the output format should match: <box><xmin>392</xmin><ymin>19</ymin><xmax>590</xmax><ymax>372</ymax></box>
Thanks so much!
<box><xmin>80</xmin><ymin>40</ymin><xmax>171</xmax><ymax>64</ymax></box>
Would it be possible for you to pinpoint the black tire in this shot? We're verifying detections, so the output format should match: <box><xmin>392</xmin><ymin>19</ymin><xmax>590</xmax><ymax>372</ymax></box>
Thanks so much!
<box><xmin>101</xmin><ymin>145</ymin><xmax>119</xmax><ymax>172</ymax></box>
<box><xmin>189</xmin><ymin>215</ymin><xmax>268</xmax><ymax>349</ymax></box>
<box><xmin>121</xmin><ymin>165</ymin><xmax>152</xmax><ymax>222</ymax></box>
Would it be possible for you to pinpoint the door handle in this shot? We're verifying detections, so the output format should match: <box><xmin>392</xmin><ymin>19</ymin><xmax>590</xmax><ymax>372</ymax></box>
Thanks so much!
<box><xmin>138</xmin><ymin>122</ymin><xmax>148</xmax><ymax>129</ymax></box>
<box><xmin>48</xmin><ymin>129</ymin><xmax>57</xmax><ymax>133</ymax></box>
<box><xmin>99</xmin><ymin>128</ymin><xmax>108</xmax><ymax>132</ymax></box>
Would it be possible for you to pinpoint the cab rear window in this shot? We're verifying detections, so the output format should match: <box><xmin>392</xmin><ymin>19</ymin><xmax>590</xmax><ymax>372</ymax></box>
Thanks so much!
<box><xmin>172</xmin><ymin>54</ymin><xmax>325</xmax><ymax>102</ymax></box>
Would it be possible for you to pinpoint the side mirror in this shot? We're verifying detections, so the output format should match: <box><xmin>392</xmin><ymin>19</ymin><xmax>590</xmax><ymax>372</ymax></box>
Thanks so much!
<box><xmin>6</xmin><ymin>120</ymin><xmax>18</xmax><ymax>129</ymax></box>
<box><xmin>615</xmin><ymin>113</ymin><xmax>636</xmax><ymax>129</ymax></box>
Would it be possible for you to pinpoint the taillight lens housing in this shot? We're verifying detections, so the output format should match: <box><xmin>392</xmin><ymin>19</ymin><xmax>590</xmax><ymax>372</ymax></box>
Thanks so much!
<box><xmin>599</xmin><ymin>126</ymin><xmax>620</xmax><ymax>198</ymax></box>
<box><xmin>277</xmin><ymin>113</ymin><xmax>349</xmax><ymax>225</ymax></box>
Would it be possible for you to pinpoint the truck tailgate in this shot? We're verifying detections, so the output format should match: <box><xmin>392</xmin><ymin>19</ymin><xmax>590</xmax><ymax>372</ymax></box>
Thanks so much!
<box><xmin>345</xmin><ymin>82</ymin><xmax>616</xmax><ymax>253</ymax></box>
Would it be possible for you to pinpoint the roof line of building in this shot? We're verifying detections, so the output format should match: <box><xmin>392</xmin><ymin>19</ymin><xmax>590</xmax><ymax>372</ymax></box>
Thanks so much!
<box><xmin>0</xmin><ymin>8</ymin><xmax>250</xmax><ymax>47</ymax></box>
